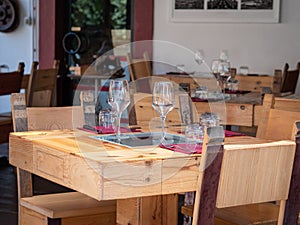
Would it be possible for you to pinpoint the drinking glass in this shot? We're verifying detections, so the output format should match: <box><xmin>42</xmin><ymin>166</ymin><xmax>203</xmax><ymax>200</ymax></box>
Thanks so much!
<box><xmin>218</xmin><ymin>61</ymin><xmax>231</xmax><ymax>92</ymax></box>
<box><xmin>99</xmin><ymin>109</ymin><xmax>114</xmax><ymax>128</ymax></box>
<box><xmin>108</xmin><ymin>80</ymin><xmax>130</xmax><ymax>141</ymax></box>
<box><xmin>200</xmin><ymin>112</ymin><xmax>220</xmax><ymax>128</ymax></box>
<box><xmin>195</xmin><ymin>49</ymin><xmax>205</xmax><ymax>65</ymax></box>
<box><xmin>211</xmin><ymin>59</ymin><xmax>221</xmax><ymax>80</ymax></box>
<box><xmin>185</xmin><ymin>124</ymin><xmax>204</xmax><ymax>152</ymax></box>
<box><xmin>152</xmin><ymin>81</ymin><xmax>175</xmax><ymax>144</ymax></box>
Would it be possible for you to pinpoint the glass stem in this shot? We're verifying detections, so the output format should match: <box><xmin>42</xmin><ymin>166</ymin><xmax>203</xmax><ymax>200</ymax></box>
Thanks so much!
<box><xmin>161</xmin><ymin>115</ymin><xmax>166</xmax><ymax>144</ymax></box>
<box><xmin>222</xmin><ymin>81</ymin><xmax>226</xmax><ymax>93</ymax></box>
<box><xmin>116</xmin><ymin>114</ymin><xmax>121</xmax><ymax>141</ymax></box>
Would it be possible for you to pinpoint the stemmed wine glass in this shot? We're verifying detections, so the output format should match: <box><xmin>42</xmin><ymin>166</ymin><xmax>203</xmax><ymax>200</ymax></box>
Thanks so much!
<box><xmin>211</xmin><ymin>59</ymin><xmax>221</xmax><ymax>88</ymax></box>
<box><xmin>152</xmin><ymin>81</ymin><xmax>175</xmax><ymax>144</ymax></box>
<box><xmin>108</xmin><ymin>80</ymin><xmax>130</xmax><ymax>142</ymax></box>
<box><xmin>218</xmin><ymin>61</ymin><xmax>231</xmax><ymax>93</ymax></box>
<box><xmin>211</xmin><ymin>59</ymin><xmax>221</xmax><ymax>80</ymax></box>
<box><xmin>195</xmin><ymin>49</ymin><xmax>205</xmax><ymax>65</ymax></box>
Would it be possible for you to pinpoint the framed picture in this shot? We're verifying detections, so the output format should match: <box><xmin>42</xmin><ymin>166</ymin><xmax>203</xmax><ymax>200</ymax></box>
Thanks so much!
<box><xmin>170</xmin><ymin>0</ymin><xmax>280</xmax><ymax>23</ymax></box>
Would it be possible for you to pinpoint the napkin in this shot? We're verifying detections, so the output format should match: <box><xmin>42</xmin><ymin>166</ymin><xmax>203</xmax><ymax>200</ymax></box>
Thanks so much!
<box><xmin>191</xmin><ymin>97</ymin><xmax>208</xmax><ymax>102</ymax></box>
<box><xmin>80</xmin><ymin>125</ymin><xmax>141</xmax><ymax>134</ymax></box>
<box><xmin>96</xmin><ymin>126</ymin><xmax>141</xmax><ymax>134</ymax></box>
<box><xmin>159</xmin><ymin>143</ymin><xmax>202</xmax><ymax>154</ymax></box>
<box><xmin>163</xmin><ymin>130</ymin><xmax>245</xmax><ymax>154</ymax></box>
<box><xmin>224</xmin><ymin>130</ymin><xmax>246</xmax><ymax>137</ymax></box>
<box><xmin>224</xmin><ymin>90</ymin><xmax>251</xmax><ymax>95</ymax></box>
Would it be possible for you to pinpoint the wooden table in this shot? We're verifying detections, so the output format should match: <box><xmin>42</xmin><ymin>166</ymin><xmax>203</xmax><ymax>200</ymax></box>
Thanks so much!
<box><xmin>9</xmin><ymin>129</ymin><xmax>295</xmax><ymax>225</ymax></box>
<box><xmin>134</xmin><ymin>92</ymin><xmax>265</xmax><ymax>129</ymax></box>
<box><xmin>157</xmin><ymin>74</ymin><xmax>275</xmax><ymax>93</ymax></box>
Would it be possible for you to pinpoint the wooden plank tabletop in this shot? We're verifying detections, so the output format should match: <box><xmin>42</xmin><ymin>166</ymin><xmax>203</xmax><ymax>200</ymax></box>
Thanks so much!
<box><xmin>9</xmin><ymin>129</ymin><xmax>295</xmax><ymax>205</ymax></box>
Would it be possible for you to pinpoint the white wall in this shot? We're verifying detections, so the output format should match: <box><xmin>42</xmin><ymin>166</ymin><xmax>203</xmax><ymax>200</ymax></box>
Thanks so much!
<box><xmin>0</xmin><ymin>0</ymin><xmax>37</xmax><ymax>113</ymax></box>
<box><xmin>153</xmin><ymin>0</ymin><xmax>300</xmax><ymax>93</ymax></box>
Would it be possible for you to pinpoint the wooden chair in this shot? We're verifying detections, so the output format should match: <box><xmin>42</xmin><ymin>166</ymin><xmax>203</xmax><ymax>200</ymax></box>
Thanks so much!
<box><xmin>281</xmin><ymin>62</ymin><xmax>300</xmax><ymax>95</ymax></box>
<box><xmin>274</xmin><ymin>97</ymin><xmax>300</xmax><ymax>113</ymax></box>
<box><xmin>0</xmin><ymin>62</ymin><xmax>24</xmax><ymax>143</ymax></box>
<box><xmin>126</xmin><ymin>52</ymin><xmax>153</xmax><ymax>124</ymax></box>
<box><xmin>133</xmin><ymin>92</ymin><xmax>193</xmax><ymax>130</ymax></box>
<box><xmin>26</xmin><ymin>60</ymin><xmax>59</xmax><ymax>107</ymax></box>
<box><xmin>273</xmin><ymin>63</ymin><xmax>300</xmax><ymax>96</ymax></box>
<box><xmin>182</xmin><ymin>94</ymin><xmax>300</xmax><ymax>225</ymax></box>
<box><xmin>126</xmin><ymin>51</ymin><xmax>152</xmax><ymax>81</ymax></box>
<box><xmin>10</xmin><ymin>92</ymin><xmax>116</xmax><ymax>225</ymax></box>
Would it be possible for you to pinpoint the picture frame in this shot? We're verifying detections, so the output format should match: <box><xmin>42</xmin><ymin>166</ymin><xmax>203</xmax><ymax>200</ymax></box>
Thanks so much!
<box><xmin>170</xmin><ymin>0</ymin><xmax>280</xmax><ymax>23</ymax></box>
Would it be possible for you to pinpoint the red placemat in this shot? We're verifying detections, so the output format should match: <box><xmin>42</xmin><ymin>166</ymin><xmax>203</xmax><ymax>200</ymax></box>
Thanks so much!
<box><xmin>159</xmin><ymin>143</ymin><xmax>202</xmax><ymax>154</ymax></box>
<box><xmin>191</xmin><ymin>97</ymin><xmax>208</xmax><ymax>102</ymax></box>
<box><xmin>224</xmin><ymin>130</ymin><xmax>246</xmax><ymax>137</ymax></box>
<box><xmin>162</xmin><ymin>130</ymin><xmax>245</xmax><ymax>154</ymax></box>
<box><xmin>224</xmin><ymin>90</ymin><xmax>251</xmax><ymax>95</ymax></box>
<box><xmin>79</xmin><ymin>125</ymin><xmax>141</xmax><ymax>134</ymax></box>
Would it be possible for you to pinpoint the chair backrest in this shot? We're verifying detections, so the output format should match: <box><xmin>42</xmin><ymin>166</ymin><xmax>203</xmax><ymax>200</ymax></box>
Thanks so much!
<box><xmin>257</xmin><ymin>94</ymin><xmax>300</xmax><ymax>141</ymax></box>
<box><xmin>133</xmin><ymin>92</ymin><xmax>191</xmax><ymax>129</ymax></box>
<box><xmin>192</xmin><ymin>126</ymin><xmax>225</xmax><ymax>224</ymax></box>
<box><xmin>281</xmin><ymin>62</ymin><xmax>300</xmax><ymax>94</ymax></box>
<box><xmin>274</xmin><ymin>96</ymin><xmax>300</xmax><ymax>113</ymax></box>
<box><xmin>126</xmin><ymin>52</ymin><xmax>152</xmax><ymax>81</ymax></box>
<box><xmin>0</xmin><ymin>62</ymin><xmax>24</xmax><ymax>96</ymax></box>
<box><xmin>27</xmin><ymin>60</ymin><xmax>59</xmax><ymax>107</ymax></box>
<box><xmin>11</xmin><ymin>93</ymin><xmax>85</xmax><ymax>132</ymax></box>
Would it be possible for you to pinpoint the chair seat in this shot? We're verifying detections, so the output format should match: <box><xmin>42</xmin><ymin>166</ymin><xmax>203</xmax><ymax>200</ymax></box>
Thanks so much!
<box><xmin>215</xmin><ymin>203</ymin><xmax>279</xmax><ymax>225</ymax></box>
<box><xmin>182</xmin><ymin>203</ymin><xmax>278</xmax><ymax>225</ymax></box>
<box><xmin>182</xmin><ymin>203</ymin><xmax>300</xmax><ymax>225</ymax></box>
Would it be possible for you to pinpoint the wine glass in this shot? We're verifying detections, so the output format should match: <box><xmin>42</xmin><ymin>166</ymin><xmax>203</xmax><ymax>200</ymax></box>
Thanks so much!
<box><xmin>218</xmin><ymin>61</ymin><xmax>231</xmax><ymax>93</ymax></box>
<box><xmin>211</xmin><ymin>59</ymin><xmax>220</xmax><ymax>79</ymax></box>
<box><xmin>152</xmin><ymin>81</ymin><xmax>175</xmax><ymax>144</ymax></box>
<box><xmin>195</xmin><ymin>49</ymin><xmax>205</xmax><ymax>65</ymax></box>
<box><xmin>108</xmin><ymin>80</ymin><xmax>130</xmax><ymax>141</ymax></box>
<box><xmin>219</xmin><ymin>50</ymin><xmax>229</xmax><ymax>62</ymax></box>
<box><xmin>211</xmin><ymin>59</ymin><xmax>221</xmax><ymax>87</ymax></box>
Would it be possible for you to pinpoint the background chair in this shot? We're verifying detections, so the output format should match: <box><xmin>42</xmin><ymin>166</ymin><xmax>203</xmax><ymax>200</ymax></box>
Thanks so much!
<box><xmin>10</xmin><ymin>92</ymin><xmax>116</xmax><ymax>225</ymax></box>
<box><xmin>126</xmin><ymin>51</ymin><xmax>152</xmax><ymax>81</ymax></box>
<box><xmin>274</xmin><ymin>62</ymin><xmax>300</xmax><ymax>96</ymax></box>
<box><xmin>0</xmin><ymin>62</ymin><xmax>24</xmax><ymax>144</ymax></box>
<box><xmin>281</xmin><ymin>62</ymin><xmax>300</xmax><ymax>94</ymax></box>
<box><xmin>26</xmin><ymin>60</ymin><xmax>59</xmax><ymax>107</ymax></box>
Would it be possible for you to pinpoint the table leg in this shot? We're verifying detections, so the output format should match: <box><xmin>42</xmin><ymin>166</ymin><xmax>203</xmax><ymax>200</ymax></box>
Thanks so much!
<box><xmin>94</xmin><ymin>79</ymin><xmax>98</xmax><ymax>101</ymax></box>
<box><xmin>117</xmin><ymin>194</ymin><xmax>178</xmax><ymax>225</ymax></box>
